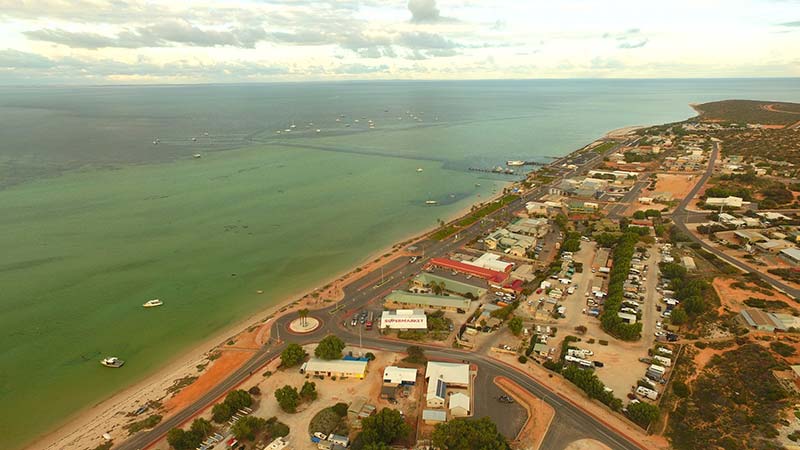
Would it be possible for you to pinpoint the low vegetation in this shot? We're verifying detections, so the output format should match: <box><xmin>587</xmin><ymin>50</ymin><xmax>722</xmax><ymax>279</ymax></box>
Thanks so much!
<box><xmin>431</xmin><ymin>194</ymin><xmax>519</xmax><ymax>241</ymax></box>
<box><xmin>124</xmin><ymin>414</ymin><xmax>162</xmax><ymax>434</ymax></box>
<box><xmin>402</xmin><ymin>345</ymin><xmax>427</xmax><ymax>365</ymax></box>
<box><xmin>768</xmin><ymin>268</ymin><xmax>800</xmax><ymax>284</ymax></box>
<box><xmin>309</xmin><ymin>403</ymin><xmax>349</xmax><ymax>437</ymax></box>
<box><xmin>668</xmin><ymin>342</ymin><xmax>789</xmax><ymax>450</ymax></box>
<box><xmin>231</xmin><ymin>416</ymin><xmax>289</xmax><ymax>443</ymax></box>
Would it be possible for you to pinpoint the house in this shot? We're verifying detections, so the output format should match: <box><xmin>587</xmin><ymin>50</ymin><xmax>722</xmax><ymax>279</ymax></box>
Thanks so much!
<box><xmin>681</xmin><ymin>256</ymin><xmax>697</xmax><ymax>271</ymax></box>
<box><xmin>525</xmin><ymin>201</ymin><xmax>549</xmax><ymax>216</ymax></box>
<box><xmin>449</xmin><ymin>392</ymin><xmax>470</xmax><ymax>417</ymax></box>
<box><xmin>380</xmin><ymin>309</ymin><xmax>427</xmax><ymax>330</ymax></box>
<box><xmin>385</xmin><ymin>291</ymin><xmax>471</xmax><ymax>312</ymax></box>
<box><xmin>427</xmin><ymin>378</ymin><xmax>447</xmax><ymax>407</ymax></box>
<box><xmin>484</xmin><ymin>228</ymin><xmax>536</xmax><ymax>255</ymax></box>
<box><xmin>508</xmin><ymin>218</ymin><xmax>549</xmax><ymax>238</ymax></box>
<box><xmin>422</xmin><ymin>409</ymin><xmax>447</xmax><ymax>424</ymax></box>
<box><xmin>780</xmin><ymin>248</ymin><xmax>800</xmax><ymax>266</ymax></box>
<box><xmin>755</xmin><ymin>240</ymin><xmax>792</xmax><ymax>254</ymax></box>
<box><xmin>532</xmin><ymin>343</ymin><xmax>548</xmax><ymax>356</ymax></box>
<box><xmin>718</xmin><ymin>213</ymin><xmax>746</xmax><ymax>228</ymax></box>
<box><xmin>383</xmin><ymin>366</ymin><xmax>417</xmax><ymax>386</ymax></box>
<box><xmin>426</xmin><ymin>361</ymin><xmax>470</xmax><ymax>407</ymax></box>
<box><xmin>305</xmin><ymin>358</ymin><xmax>368</xmax><ymax>379</ymax></box>
<box><xmin>733</xmin><ymin>230</ymin><xmax>768</xmax><ymax>244</ymax></box>
<box><xmin>639</xmin><ymin>197</ymin><xmax>653</xmax><ymax>205</ymax></box>
<box><xmin>739</xmin><ymin>309</ymin><xmax>787</xmax><ymax>332</ymax></box>
<box><xmin>706</xmin><ymin>196</ymin><xmax>743</xmax><ymax>208</ymax></box>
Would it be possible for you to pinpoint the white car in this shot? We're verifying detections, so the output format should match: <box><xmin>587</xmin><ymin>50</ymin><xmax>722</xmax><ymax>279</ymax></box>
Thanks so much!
<box><xmin>656</xmin><ymin>321</ymin><xmax>663</xmax><ymax>328</ymax></box>
<box><xmin>654</xmin><ymin>331</ymin><xmax>666</xmax><ymax>337</ymax></box>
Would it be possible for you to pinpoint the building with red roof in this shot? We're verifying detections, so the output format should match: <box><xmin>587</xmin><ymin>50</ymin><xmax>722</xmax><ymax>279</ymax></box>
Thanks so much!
<box><xmin>428</xmin><ymin>258</ymin><xmax>508</xmax><ymax>284</ymax></box>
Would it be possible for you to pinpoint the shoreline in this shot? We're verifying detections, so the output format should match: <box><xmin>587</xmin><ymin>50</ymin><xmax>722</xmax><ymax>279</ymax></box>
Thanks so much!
<box><xmin>27</xmin><ymin>180</ymin><xmax>510</xmax><ymax>450</ymax></box>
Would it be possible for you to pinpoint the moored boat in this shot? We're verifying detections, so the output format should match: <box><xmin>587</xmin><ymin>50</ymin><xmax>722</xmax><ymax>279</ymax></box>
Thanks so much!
<box><xmin>101</xmin><ymin>356</ymin><xmax>124</xmax><ymax>368</ymax></box>
<box><xmin>143</xmin><ymin>299</ymin><xmax>163</xmax><ymax>308</ymax></box>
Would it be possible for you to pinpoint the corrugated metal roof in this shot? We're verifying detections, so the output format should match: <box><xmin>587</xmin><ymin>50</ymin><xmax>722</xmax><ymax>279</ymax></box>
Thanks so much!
<box><xmin>422</xmin><ymin>409</ymin><xmax>447</xmax><ymax>421</ymax></box>
<box><xmin>385</xmin><ymin>291</ymin><xmax>471</xmax><ymax>309</ymax></box>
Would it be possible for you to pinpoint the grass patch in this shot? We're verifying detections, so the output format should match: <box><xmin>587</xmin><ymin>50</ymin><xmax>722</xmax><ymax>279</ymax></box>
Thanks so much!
<box><xmin>124</xmin><ymin>414</ymin><xmax>162</xmax><ymax>435</ymax></box>
<box><xmin>430</xmin><ymin>194</ymin><xmax>519</xmax><ymax>241</ymax></box>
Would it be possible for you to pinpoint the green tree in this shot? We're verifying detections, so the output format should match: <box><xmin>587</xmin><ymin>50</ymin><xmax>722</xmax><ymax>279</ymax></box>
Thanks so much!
<box><xmin>274</xmin><ymin>385</ymin><xmax>300</xmax><ymax>413</ymax></box>
<box><xmin>231</xmin><ymin>415</ymin><xmax>268</xmax><ymax>441</ymax></box>
<box><xmin>431</xmin><ymin>417</ymin><xmax>510</xmax><ymax>450</ymax></box>
<box><xmin>402</xmin><ymin>346</ymin><xmax>427</xmax><ymax>364</ymax></box>
<box><xmin>298</xmin><ymin>308</ymin><xmax>309</xmax><ymax>326</ymax></box>
<box><xmin>301</xmin><ymin>381</ymin><xmax>318</xmax><ymax>401</ymax></box>
<box><xmin>507</xmin><ymin>317</ymin><xmax>523</xmax><ymax>336</ymax></box>
<box><xmin>211</xmin><ymin>402</ymin><xmax>233</xmax><ymax>423</ymax></box>
<box><xmin>190</xmin><ymin>418</ymin><xmax>213</xmax><ymax>438</ymax></box>
<box><xmin>627</xmin><ymin>401</ymin><xmax>660</xmax><ymax>428</ymax></box>
<box><xmin>225</xmin><ymin>389</ymin><xmax>253</xmax><ymax>411</ymax></box>
<box><xmin>669</xmin><ymin>308</ymin><xmax>688</xmax><ymax>326</ymax></box>
<box><xmin>315</xmin><ymin>335</ymin><xmax>346</xmax><ymax>360</ymax></box>
<box><xmin>281</xmin><ymin>343</ymin><xmax>307</xmax><ymax>368</ymax></box>
<box><xmin>358</xmin><ymin>408</ymin><xmax>411</xmax><ymax>446</ymax></box>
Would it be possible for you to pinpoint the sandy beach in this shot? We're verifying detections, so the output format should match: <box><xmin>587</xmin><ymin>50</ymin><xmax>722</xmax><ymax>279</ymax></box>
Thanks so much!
<box><xmin>28</xmin><ymin>186</ymin><xmax>508</xmax><ymax>450</ymax></box>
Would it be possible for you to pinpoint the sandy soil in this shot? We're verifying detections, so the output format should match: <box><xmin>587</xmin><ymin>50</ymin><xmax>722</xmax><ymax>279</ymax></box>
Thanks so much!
<box><xmin>495</xmin><ymin>376</ymin><xmax>554</xmax><ymax>450</ymax></box>
<box><xmin>563</xmin><ymin>439</ymin><xmax>613</xmax><ymax>450</ymax></box>
<box><xmin>685</xmin><ymin>347</ymin><xmax>723</xmax><ymax>385</ymax></box>
<box><xmin>712</xmin><ymin>277</ymin><xmax>798</xmax><ymax>315</ymax></box>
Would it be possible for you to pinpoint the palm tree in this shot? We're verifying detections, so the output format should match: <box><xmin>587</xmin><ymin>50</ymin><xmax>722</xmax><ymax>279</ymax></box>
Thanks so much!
<box><xmin>298</xmin><ymin>308</ymin><xmax>309</xmax><ymax>327</ymax></box>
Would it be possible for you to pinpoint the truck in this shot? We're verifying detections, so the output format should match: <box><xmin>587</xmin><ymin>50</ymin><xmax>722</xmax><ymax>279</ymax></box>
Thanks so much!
<box><xmin>636</xmin><ymin>386</ymin><xmax>659</xmax><ymax>400</ymax></box>
<box><xmin>656</xmin><ymin>347</ymin><xmax>674</xmax><ymax>356</ymax></box>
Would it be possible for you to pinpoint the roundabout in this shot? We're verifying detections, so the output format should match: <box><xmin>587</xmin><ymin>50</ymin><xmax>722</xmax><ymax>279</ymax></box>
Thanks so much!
<box><xmin>288</xmin><ymin>316</ymin><xmax>321</xmax><ymax>334</ymax></box>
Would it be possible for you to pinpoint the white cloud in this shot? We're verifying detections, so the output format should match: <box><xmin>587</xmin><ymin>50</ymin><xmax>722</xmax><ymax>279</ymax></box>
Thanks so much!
<box><xmin>0</xmin><ymin>0</ymin><xmax>797</xmax><ymax>83</ymax></box>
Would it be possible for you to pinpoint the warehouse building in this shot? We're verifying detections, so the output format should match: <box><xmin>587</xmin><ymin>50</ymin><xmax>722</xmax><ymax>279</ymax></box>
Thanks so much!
<box><xmin>412</xmin><ymin>272</ymin><xmax>487</xmax><ymax>298</ymax></box>
<box><xmin>739</xmin><ymin>308</ymin><xmax>787</xmax><ymax>332</ymax></box>
<box><xmin>428</xmin><ymin>258</ymin><xmax>509</xmax><ymax>284</ymax></box>
<box><xmin>780</xmin><ymin>247</ymin><xmax>800</xmax><ymax>266</ymax></box>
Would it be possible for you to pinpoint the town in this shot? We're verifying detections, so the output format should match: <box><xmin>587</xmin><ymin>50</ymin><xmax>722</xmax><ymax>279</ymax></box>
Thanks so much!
<box><xmin>104</xmin><ymin>99</ymin><xmax>800</xmax><ymax>450</ymax></box>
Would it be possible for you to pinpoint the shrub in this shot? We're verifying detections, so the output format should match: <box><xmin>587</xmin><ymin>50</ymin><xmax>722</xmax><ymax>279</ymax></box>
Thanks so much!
<box><xmin>274</xmin><ymin>385</ymin><xmax>300</xmax><ymax>413</ymax></box>
<box><xmin>770</xmin><ymin>341</ymin><xmax>796</xmax><ymax>357</ymax></box>
<box><xmin>332</xmin><ymin>402</ymin><xmax>349</xmax><ymax>417</ymax></box>
<box><xmin>518</xmin><ymin>355</ymin><xmax>528</xmax><ymax>364</ymax></box>
<box><xmin>248</xmin><ymin>386</ymin><xmax>261</xmax><ymax>396</ymax></box>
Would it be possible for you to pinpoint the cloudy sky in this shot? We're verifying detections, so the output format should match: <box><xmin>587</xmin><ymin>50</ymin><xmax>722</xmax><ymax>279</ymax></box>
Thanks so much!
<box><xmin>0</xmin><ymin>0</ymin><xmax>799</xmax><ymax>84</ymax></box>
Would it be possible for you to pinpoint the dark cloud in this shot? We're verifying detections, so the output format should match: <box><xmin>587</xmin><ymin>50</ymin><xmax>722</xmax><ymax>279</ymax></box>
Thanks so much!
<box><xmin>25</xmin><ymin>21</ymin><xmax>267</xmax><ymax>49</ymax></box>
<box><xmin>408</xmin><ymin>0</ymin><xmax>440</xmax><ymax>23</ymax></box>
<box><xmin>0</xmin><ymin>49</ymin><xmax>56</xmax><ymax>68</ymax></box>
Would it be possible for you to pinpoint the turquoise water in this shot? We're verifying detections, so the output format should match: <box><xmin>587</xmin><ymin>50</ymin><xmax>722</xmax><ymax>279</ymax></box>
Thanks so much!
<box><xmin>1</xmin><ymin>79</ymin><xmax>800</xmax><ymax>449</ymax></box>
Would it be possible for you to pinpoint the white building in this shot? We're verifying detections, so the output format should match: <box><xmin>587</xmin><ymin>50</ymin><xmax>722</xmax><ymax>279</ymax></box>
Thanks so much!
<box><xmin>780</xmin><ymin>247</ymin><xmax>800</xmax><ymax>266</ymax></box>
<box><xmin>464</xmin><ymin>252</ymin><xmax>515</xmax><ymax>272</ymax></box>
<box><xmin>305</xmin><ymin>358</ymin><xmax>368</xmax><ymax>379</ymax></box>
<box><xmin>449</xmin><ymin>392</ymin><xmax>470</xmax><ymax>417</ymax></box>
<box><xmin>425</xmin><ymin>361</ymin><xmax>470</xmax><ymax>407</ymax></box>
<box><xmin>706</xmin><ymin>196</ymin><xmax>743</xmax><ymax>208</ymax></box>
<box><xmin>380</xmin><ymin>309</ymin><xmax>427</xmax><ymax>330</ymax></box>
<box><xmin>383</xmin><ymin>366</ymin><xmax>417</xmax><ymax>386</ymax></box>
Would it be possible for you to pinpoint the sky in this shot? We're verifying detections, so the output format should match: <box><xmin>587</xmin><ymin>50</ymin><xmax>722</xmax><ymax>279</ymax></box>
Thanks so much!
<box><xmin>0</xmin><ymin>0</ymin><xmax>799</xmax><ymax>84</ymax></box>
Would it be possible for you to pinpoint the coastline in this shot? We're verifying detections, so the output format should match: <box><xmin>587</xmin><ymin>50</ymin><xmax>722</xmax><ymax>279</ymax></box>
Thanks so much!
<box><xmin>27</xmin><ymin>180</ymin><xmax>511</xmax><ymax>450</ymax></box>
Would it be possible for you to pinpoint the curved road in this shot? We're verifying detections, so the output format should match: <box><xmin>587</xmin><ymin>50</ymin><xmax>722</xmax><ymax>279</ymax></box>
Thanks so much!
<box><xmin>671</xmin><ymin>142</ymin><xmax>799</xmax><ymax>300</ymax></box>
<box><xmin>116</xmin><ymin>140</ymin><xmax>644</xmax><ymax>450</ymax></box>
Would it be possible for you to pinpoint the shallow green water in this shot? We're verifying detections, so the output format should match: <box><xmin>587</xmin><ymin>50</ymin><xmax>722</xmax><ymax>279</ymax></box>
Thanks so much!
<box><xmin>2</xmin><ymin>79</ymin><xmax>800</xmax><ymax>449</ymax></box>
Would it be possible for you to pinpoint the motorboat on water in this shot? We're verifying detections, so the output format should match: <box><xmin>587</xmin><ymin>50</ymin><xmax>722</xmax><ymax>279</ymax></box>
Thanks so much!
<box><xmin>192</xmin><ymin>154</ymin><xmax>202</xmax><ymax>159</ymax></box>
<box><xmin>101</xmin><ymin>356</ymin><xmax>125</xmax><ymax>368</ymax></box>
<box><xmin>143</xmin><ymin>299</ymin><xmax>163</xmax><ymax>308</ymax></box>
<box><xmin>417</xmin><ymin>168</ymin><xmax>424</xmax><ymax>172</ymax></box>
<box><xmin>425</xmin><ymin>200</ymin><xmax>438</xmax><ymax>205</ymax></box>
<box><xmin>507</xmin><ymin>160</ymin><xmax>525</xmax><ymax>166</ymax></box>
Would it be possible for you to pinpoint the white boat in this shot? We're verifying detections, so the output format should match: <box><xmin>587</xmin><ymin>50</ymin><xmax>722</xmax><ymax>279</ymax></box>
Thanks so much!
<box><xmin>101</xmin><ymin>356</ymin><xmax>124</xmax><ymax>368</ymax></box>
<box><xmin>507</xmin><ymin>160</ymin><xmax>525</xmax><ymax>166</ymax></box>
<box><xmin>417</xmin><ymin>168</ymin><xmax>424</xmax><ymax>172</ymax></box>
<box><xmin>315</xmin><ymin>129</ymin><xmax>321</xmax><ymax>133</ymax></box>
<box><xmin>192</xmin><ymin>154</ymin><xmax>201</xmax><ymax>159</ymax></box>
<box><xmin>425</xmin><ymin>200</ymin><xmax>438</xmax><ymax>205</ymax></box>
<box><xmin>143</xmin><ymin>299</ymin><xmax>163</xmax><ymax>308</ymax></box>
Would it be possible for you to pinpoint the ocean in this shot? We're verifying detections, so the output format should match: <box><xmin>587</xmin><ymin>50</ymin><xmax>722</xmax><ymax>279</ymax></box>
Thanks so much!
<box><xmin>1</xmin><ymin>79</ymin><xmax>799</xmax><ymax>449</ymax></box>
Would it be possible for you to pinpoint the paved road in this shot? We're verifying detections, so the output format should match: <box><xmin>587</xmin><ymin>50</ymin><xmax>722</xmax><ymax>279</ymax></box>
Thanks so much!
<box><xmin>116</xmin><ymin>140</ymin><xmax>645</xmax><ymax>450</ymax></box>
<box><xmin>671</xmin><ymin>142</ymin><xmax>799</xmax><ymax>301</ymax></box>
<box><xmin>607</xmin><ymin>180</ymin><xmax>649</xmax><ymax>221</ymax></box>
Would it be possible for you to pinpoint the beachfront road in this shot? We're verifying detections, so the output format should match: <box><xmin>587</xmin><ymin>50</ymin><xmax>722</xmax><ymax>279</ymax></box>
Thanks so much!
<box><xmin>671</xmin><ymin>142</ymin><xmax>799</xmax><ymax>300</ymax></box>
<box><xmin>115</xmin><ymin>139</ymin><xmax>642</xmax><ymax>450</ymax></box>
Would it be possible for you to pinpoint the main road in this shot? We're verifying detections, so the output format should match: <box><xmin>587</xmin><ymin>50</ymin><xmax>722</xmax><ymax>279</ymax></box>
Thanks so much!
<box><xmin>116</xmin><ymin>139</ymin><xmax>644</xmax><ymax>450</ymax></box>
<box><xmin>671</xmin><ymin>142</ymin><xmax>799</xmax><ymax>300</ymax></box>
